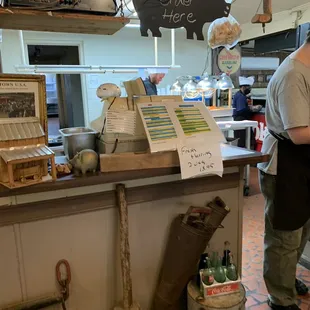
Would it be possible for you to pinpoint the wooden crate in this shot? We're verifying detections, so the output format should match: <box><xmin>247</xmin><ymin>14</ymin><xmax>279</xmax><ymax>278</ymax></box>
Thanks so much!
<box><xmin>100</xmin><ymin>151</ymin><xmax>179</xmax><ymax>173</ymax></box>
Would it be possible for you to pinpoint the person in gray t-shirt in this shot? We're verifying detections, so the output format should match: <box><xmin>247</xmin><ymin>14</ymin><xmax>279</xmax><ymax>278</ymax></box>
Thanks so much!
<box><xmin>257</xmin><ymin>32</ymin><xmax>310</xmax><ymax>310</ymax></box>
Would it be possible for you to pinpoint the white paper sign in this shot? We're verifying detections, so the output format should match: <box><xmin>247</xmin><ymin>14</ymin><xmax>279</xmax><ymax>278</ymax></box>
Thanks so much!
<box><xmin>137</xmin><ymin>101</ymin><xmax>226</xmax><ymax>153</ymax></box>
<box><xmin>166</xmin><ymin>102</ymin><xmax>226</xmax><ymax>142</ymax></box>
<box><xmin>137</xmin><ymin>103</ymin><xmax>178</xmax><ymax>152</ymax></box>
<box><xmin>177</xmin><ymin>139</ymin><xmax>223</xmax><ymax>179</ymax></box>
<box><xmin>105</xmin><ymin>110</ymin><xmax>136</xmax><ymax>135</ymax></box>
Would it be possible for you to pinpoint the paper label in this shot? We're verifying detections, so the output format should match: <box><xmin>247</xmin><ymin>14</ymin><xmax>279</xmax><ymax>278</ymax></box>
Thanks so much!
<box><xmin>177</xmin><ymin>139</ymin><xmax>223</xmax><ymax>179</ymax></box>
<box><xmin>137</xmin><ymin>103</ymin><xmax>178</xmax><ymax>152</ymax></box>
<box><xmin>88</xmin><ymin>74</ymin><xmax>99</xmax><ymax>89</ymax></box>
<box><xmin>137</xmin><ymin>101</ymin><xmax>224</xmax><ymax>179</ymax></box>
<box><xmin>206</xmin><ymin>282</ymin><xmax>240</xmax><ymax>296</ymax></box>
<box><xmin>105</xmin><ymin>110</ymin><xmax>136</xmax><ymax>135</ymax></box>
<box><xmin>167</xmin><ymin>102</ymin><xmax>226</xmax><ymax>142</ymax></box>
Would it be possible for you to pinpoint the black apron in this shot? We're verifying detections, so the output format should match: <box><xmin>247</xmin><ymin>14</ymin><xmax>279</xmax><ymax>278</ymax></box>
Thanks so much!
<box><xmin>270</xmin><ymin>130</ymin><xmax>310</xmax><ymax>231</ymax></box>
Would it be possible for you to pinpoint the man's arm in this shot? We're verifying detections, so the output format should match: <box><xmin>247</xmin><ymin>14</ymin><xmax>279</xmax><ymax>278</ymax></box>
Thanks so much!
<box><xmin>287</xmin><ymin>127</ymin><xmax>310</xmax><ymax>145</ymax></box>
<box><xmin>235</xmin><ymin>95</ymin><xmax>251</xmax><ymax>117</ymax></box>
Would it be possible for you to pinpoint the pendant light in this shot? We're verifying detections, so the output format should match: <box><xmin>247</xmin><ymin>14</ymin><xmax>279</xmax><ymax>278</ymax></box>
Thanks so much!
<box><xmin>197</xmin><ymin>74</ymin><xmax>217</xmax><ymax>98</ymax></box>
<box><xmin>182</xmin><ymin>78</ymin><xmax>199</xmax><ymax>99</ymax></box>
<box><xmin>216</xmin><ymin>73</ymin><xmax>234</xmax><ymax>90</ymax></box>
<box><xmin>170</xmin><ymin>80</ymin><xmax>183</xmax><ymax>95</ymax></box>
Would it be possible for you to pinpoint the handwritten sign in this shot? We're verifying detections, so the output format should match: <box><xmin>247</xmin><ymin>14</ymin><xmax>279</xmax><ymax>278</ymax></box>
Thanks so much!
<box><xmin>218</xmin><ymin>48</ymin><xmax>241</xmax><ymax>75</ymax></box>
<box><xmin>177</xmin><ymin>140</ymin><xmax>223</xmax><ymax>179</ymax></box>
<box><xmin>133</xmin><ymin>0</ymin><xmax>232</xmax><ymax>40</ymax></box>
<box><xmin>162</xmin><ymin>0</ymin><xmax>197</xmax><ymax>26</ymax></box>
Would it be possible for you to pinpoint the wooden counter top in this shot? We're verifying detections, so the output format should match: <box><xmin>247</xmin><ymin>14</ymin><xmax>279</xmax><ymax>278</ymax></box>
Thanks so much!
<box><xmin>0</xmin><ymin>145</ymin><xmax>269</xmax><ymax>198</ymax></box>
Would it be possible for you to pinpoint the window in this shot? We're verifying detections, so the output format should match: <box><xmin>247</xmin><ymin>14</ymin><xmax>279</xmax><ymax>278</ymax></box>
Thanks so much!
<box><xmin>27</xmin><ymin>45</ymin><xmax>85</xmax><ymax>146</ymax></box>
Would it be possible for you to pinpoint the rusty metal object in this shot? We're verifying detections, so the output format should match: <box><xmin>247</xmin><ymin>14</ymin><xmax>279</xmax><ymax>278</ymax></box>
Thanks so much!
<box><xmin>1</xmin><ymin>259</ymin><xmax>71</xmax><ymax>310</ymax></box>
<box><xmin>251</xmin><ymin>0</ymin><xmax>272</xmax><ymax>33</ymax></box>
<box><xmin>205</xmin><ymin>196</ymin><xmax>230</xmax><ymax>235</ymax></box>
<box><xmin>1</xmin><ymin>296</ymin><xmax>64</xmax><ymax>310</ymax></box>
<box><xmin>152</xmin><ymin>198</ymin><xmax>230</xmax><ymax>310</ymax></box>
<box><xmin>56</xmin><ymin>259</ymin><xmax>72</xmax><ymax>309</ymax></box>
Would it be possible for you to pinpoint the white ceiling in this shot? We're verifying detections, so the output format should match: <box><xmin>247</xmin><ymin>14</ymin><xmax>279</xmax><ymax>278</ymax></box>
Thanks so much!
<box><xmin>122</xmin><ymin>0</ymin><xmax>310</xmax><ymax>24</ymax></box>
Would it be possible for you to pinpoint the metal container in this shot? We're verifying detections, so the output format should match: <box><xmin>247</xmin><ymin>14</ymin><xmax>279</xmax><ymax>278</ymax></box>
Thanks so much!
<box><xmin>187</xmin><ymin>280</ymin><xmax>246</xmax><ymax>310</ymax></box>
<box><xmin>226</xmin><ymin>137</ymin><xmax>239</xmax><ymax>147</ymax></box>
<box><xmin>59</xmin><ymin>127</ymin><xmax>97</xmax><ymax>160</ymax></box>
<box><xmin>152</xmin><ymin>203</ymin><xmax>230</xmax><ymax>310</ymax></box>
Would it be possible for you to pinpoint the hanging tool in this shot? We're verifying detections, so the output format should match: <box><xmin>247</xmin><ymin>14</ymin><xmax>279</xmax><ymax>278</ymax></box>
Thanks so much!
<box><xmin>114</xmin><ymin>184</ymin><xmax>141</xmax><ymax>310</ymax></box>
<box><xmin>251</xmin><ymin>0</ymin><xmax>272</xmax><ymax>33</ymax></box>
<box><xmin>56</xmin><ymin>259</ymin><xmax>72</xmax><ymax>310</ymax></box>
<box><xmin>1</xmin><ymin>259</ymin><xmax>71</xmax><ymax>310</ymax></box>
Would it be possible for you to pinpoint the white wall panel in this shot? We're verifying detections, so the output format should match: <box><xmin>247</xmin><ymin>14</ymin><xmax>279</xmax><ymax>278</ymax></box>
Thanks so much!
<box><xmin>0</xmin><ymin>186</ymin><xmax>241</xmax><ymax>310</ymax></box>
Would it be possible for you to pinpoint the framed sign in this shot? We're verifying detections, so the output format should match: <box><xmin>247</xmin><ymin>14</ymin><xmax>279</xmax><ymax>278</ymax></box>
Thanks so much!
<box><xmin>0</xmin><ymin>74</ymin><xmax>47</xmax><ymax>136</ymax></box>
<box><xmin>133</xmin><ymin>0</ymin><xmax>232</xmax><ymax>40</ymax></box>
<box><xmin>217</xmin><ymin>48</ymin><xmax>241</xmax><ymax>75</ymax></box>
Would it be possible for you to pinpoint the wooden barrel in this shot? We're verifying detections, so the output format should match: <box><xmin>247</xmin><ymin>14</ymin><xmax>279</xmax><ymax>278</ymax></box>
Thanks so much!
<box><xmin>187</xmin><ymin>281</ymin><xmax>246</xmax><ymax>310</ymax></box>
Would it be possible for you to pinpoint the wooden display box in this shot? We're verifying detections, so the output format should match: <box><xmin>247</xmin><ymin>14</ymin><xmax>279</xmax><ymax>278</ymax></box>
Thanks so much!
<box><xmin>200</xmin><ymin>271</ymin><xmax>241</xmax><ymax>298</ymax></box>
<box><xmin>97</xmin><ymin>86</ymin><xmax>182</xmax><ymax>156</ymax></box>
<box><xmin>0</xmin><ymin>117</ymin><xmax>56</xmax><ymax>188</ymax></box>
<box><xmin>100</xmin><ymin>151</ymin><xmax>179</xmax><ymax>173</ymax></box>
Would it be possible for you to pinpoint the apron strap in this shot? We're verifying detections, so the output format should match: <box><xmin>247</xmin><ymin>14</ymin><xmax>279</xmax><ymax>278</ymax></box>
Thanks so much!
<box><xmin>269</xmin><ymin>129</ymin><xmax>288</xmax><ymax>141</ymax></box>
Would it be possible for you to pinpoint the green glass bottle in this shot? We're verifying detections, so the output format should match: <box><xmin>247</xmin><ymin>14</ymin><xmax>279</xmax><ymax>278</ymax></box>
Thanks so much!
<box><xmin>226</xmin><ymin>253</ymin><xmax>238</xmax><ymax>281</ymax></box>
<box><xmin>202</xmin><ymin>257</ymin><xmax>215</xmax><ymax>286</ymax></box>
<box><xmin>211</xmin><ymin>251</ymin><xmax>218</xmax><ymax>269</ymax></box>
<box><xmin>222</xmin><ymin>241</ymin><xmax>231</xmax><ymax>275</ymax></box>
<box><xmin>214</xmin><ymin>257</ymin><xmax>226</xmax><ymax>283</ymax></box>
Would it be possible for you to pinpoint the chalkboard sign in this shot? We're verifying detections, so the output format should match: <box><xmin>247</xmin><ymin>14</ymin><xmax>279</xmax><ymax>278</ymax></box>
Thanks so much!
<box><xmin>132</xmin><ymin>0</ymin><xmax>232</xmax><ymax>40</ymax></box>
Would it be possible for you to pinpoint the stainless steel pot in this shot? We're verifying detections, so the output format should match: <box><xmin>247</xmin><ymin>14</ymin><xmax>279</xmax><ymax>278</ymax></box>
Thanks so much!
<box><xmin>59</xmin><ymin>127</ymin><xmax>97</xmax><ymax>160</ymax></box>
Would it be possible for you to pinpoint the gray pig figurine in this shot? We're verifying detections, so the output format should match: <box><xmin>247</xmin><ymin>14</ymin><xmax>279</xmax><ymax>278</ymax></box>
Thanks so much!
<box><xmin>69</xmin><ymin>149</ymin><xmax>98</xmax><ymax>176</ymax></box>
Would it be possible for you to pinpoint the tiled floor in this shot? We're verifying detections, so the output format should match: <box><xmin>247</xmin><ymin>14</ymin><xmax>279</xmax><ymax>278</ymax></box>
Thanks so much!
<box><xmin>243</xmin><ymin>169</ymin><xmax>310</xmax><ymax>309</ymax></box>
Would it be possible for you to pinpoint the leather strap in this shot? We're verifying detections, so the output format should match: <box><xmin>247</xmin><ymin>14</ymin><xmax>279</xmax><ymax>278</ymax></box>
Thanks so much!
<box><xmin>269</xmin><ymin>129</ymin><xmax>287</xmax><ymax>141</ymax></box>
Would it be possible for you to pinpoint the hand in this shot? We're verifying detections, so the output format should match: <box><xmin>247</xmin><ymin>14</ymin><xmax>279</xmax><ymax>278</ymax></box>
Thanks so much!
<box><xmin>249</xmin><ymin>105</ymin><xmax>262</xmax><ymax>112</ymax></box>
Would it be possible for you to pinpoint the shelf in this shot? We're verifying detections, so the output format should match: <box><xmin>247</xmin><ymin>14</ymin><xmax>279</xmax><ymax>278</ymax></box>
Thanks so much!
<box><xmin>0</xmin><ymin>8</ymin><xmax>130</xmax><ymax>35</ymax></box>
<box><xmin>0</xmin><ymin>145</ymin><xmax>270</xmax><ymax>197</ymax></box>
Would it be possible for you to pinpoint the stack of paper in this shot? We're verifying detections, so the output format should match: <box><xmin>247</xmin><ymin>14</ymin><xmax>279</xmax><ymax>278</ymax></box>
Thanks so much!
<box><xmin>137</xmin><ymin>101</ymin><xmax>225</xmax><ymax>179</ymax></box>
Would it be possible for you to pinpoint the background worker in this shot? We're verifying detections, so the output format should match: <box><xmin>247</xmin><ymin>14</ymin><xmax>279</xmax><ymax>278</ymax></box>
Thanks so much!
<box><xmin>142</xmin><ymin>73</ymin><xmax>166</xmax><ymax>95</ymax></box>
<box><xmin>232</xmin><ymin>76</ymin><xmax>261</xmax><ymax>148</ymax></box>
